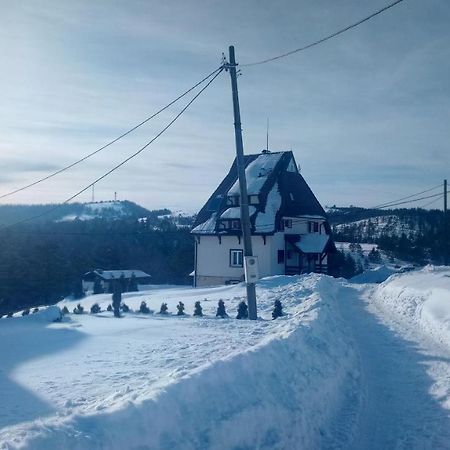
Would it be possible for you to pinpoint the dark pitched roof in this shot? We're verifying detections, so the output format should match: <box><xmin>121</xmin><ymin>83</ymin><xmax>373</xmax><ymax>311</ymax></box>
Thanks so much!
<box><xmin>192</xmin><ymin>150</ymin><xmax>328</xmax><ymax>235</ymax></box>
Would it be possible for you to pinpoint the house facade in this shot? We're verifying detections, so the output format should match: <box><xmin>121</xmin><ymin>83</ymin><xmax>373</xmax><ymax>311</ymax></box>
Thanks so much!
<box><xmin>191</xmin><ymin>150</ymin><xmax>335</xmax><ymax>287</ymax></box>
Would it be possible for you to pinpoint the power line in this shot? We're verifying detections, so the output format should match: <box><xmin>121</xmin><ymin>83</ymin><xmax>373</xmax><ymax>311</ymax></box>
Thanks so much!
<box><xmin>0</xmin><ymin>66</ymin><xmax>223</xmax><ymax>200</ymax></box>
<box><xmin>372</xmin><ymin>183</ymin><xmax>442</xmax><ymax>209</ymax></box>
<box><xmin>377</xmin><ymin>190</ymin><xmax>450</xmax><ymax>209</ymax></box>
<box><xmin>420</xmin><ymin>195</ymin><xmax>443</xmax><ymax>209</ymax></box>
<box><xmin>1</xmin><ymin>67</ymin><xmax>224</xmax><ymax>230</ymax></box>
<box><xmin>241</xmin><ymin>0</ymin><xmax>406</xmax><ymax>67</ymax></box>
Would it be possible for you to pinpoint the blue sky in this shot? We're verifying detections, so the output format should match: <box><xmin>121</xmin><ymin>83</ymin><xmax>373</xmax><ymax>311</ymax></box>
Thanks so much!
<box><xmin>0</xmin><ymin>0</ymin><xmax>449</xmax><ymax>212</ymax></box>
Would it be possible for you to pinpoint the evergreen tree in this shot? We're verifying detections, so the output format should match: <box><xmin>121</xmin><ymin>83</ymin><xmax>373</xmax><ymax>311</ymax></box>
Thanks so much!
<box><xmin>193</xmin><ymin>301</ymin><xmax>203</xmax><ymax>317</ymax></box>
<box><xmin>159</xmin><ymin>302</ymin><xmax>168</xmax><ymax>314</ymax></box>
<box><xmin>216</xmin><ymin>300</ymin><xmax>228</xmax><ymax>318</ymax></box>
<box><xmin>106</xmin><ymin>304</ymin><xmax>113</xmax><ymax>312</ymax></box>
<box><xmin>129</xmin><ymin>272</ymin><xmax>139</xmax><ymax>292</ymax></box>
<box><xmin>236</xmin><ymin>301</ymin><xmax>248</xmax><ymax>319</ymax></box>
<box><xmin>22</xmin><ymin>308</ymin><xmax>30</xmax><ymax>316</ymax></box>
<box><xmin>176</xmin><ymin>301</ymin><xmax>185</xmax><ymax>316</ymax></box>
<box><xmin>139</xmin><ymin>301</ymin><xmax>150</xmax><ymax>314</ymax></box>
<box><xmin>121</xmin><ymin>302</ymin><xmax>130</xmax><ymax>313</ymax></box>
<box><xmin>112</xmin><ymin>280</ymin><xmax>121</xmax><ymax>318</ymax></box>
<box><xmin>73</xmin><ymin>303</ymin><xmax>84</xmax><ymax>314</ymax></box>
<box><xmin>61</xmin><ymin>306</ymin><xmax>69</xmax><ymax>314</ymax></box>
<box><xmin>93</xmin><ymin>277</ymin><xmax>104</xmax><ymax>295</ymax></box>
<box><xmin>272</xmin><ymin>299</ymin><xmax>283</xmax><ymax>319</ymax></box>
<box><xmin>90</xmin><ymin>303</ymin><xmax>101</xmax><ymax>314</ymax></box>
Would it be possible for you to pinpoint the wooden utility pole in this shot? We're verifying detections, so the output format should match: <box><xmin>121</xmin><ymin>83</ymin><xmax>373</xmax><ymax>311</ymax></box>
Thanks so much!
<box><xmin>445</xmin><ymin>179</ymin><xmax>448</xmax><ymax>265</ymax></box>
<box><xmin>227</xmin><ymin>45</ymin><xmax>257</xmax><ymax>320</ymax></box>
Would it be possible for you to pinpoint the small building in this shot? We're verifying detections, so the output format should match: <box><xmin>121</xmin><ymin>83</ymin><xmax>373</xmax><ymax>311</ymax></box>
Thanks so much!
<box><xmin>82</xmin><ymin>269</ymin><xmax>151</xmax><ymax>292</ymax></box>
<box><xmin>191</xmin><ymin>150</ymin><xmax>336</xmax><ymax>287</ymax></box>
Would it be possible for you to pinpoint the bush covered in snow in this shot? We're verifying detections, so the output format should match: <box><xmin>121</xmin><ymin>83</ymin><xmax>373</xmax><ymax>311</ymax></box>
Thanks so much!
<box><xmin>236</xmin><ymin>301</ymin><xmax>248</xmax><ymax>319</ymax></box>
<box><xmin>139</xmin><ymin>301</ymin><xmax>151</xmax><ymax>314</ymax></box>
<box><xmin>61</xmin><ymin>306</ymin><xmax>69</xmax><ymax>315</ymax></box>
<box><xmin>176</xmin><ymin>301</ymin><xmax>185</xmax><ymax>316</ymax></box>
<box><xmin>121</xmin><ymin>303</ymin><xmax>130</xmax><ymax>313</ymax></box>
<box><xmin>159</xmin><ymin>303</ymin><xmax>168</xmax><ymax>314</ymax></box>
<box><xmin>193</xmin><ymin>301</ymin><xmax>203</xmax><ymax>317</ymax></box>
<box><xmin>272</xmin><ymin>299</ymin><xmax>284</xmax><ymax>319</ymax></box>
<box><xmin>216</xmin><ymin>299</ymin><xmax>228</xmax><ymax>318</ymax></box>
<box><xmin>90</xmin><ymin>303</ymin><xmax>101</xmax><ymax>314</ymax></box>
<box><xmin>73</xmin><ymin>304</ymin><xmax>84</xmax><ymax>314</ymax></box>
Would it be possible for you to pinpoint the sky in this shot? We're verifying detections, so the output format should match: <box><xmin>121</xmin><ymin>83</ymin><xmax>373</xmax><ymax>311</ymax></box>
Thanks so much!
<box><xmin>0</xmin><ymin>0</ymin><xmax>449</xmax><ymax>213</ymax></box>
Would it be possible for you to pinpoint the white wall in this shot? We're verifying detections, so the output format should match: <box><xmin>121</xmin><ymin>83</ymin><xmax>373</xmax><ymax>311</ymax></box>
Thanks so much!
<box><xmin>195</xmin><ymin>234</ymin><xmax>286</xmax><ymax>285</ymax></box>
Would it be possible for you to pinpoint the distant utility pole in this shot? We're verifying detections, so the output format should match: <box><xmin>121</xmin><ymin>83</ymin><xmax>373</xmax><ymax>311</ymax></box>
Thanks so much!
<box><xmin>227</xmin><ymin>45</ymin><xmax>257</xmax><ymax>320</ymax></box>
<box><xmin>445</xmin><ymin>179</ymin><xmax>448</xmax><ymax>265</ymax></box>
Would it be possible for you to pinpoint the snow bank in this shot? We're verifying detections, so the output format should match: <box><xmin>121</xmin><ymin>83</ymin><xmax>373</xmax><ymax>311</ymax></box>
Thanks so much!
<box><xmin>0</xmin><ymin>276</ymin><xmax>357</xmax><ymax>450</ymax></box>
<box><xmin>371</xmin><ymin>266</ymin><xmax>450</xmax><ymax>348</ymax></box>
<box><xmin>351</xmin><ymin>265</ymin><xmax>397</xmax><ymax>284</ymax></box>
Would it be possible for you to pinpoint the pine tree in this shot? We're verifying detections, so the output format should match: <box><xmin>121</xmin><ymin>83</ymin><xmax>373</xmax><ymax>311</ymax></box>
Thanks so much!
<box><xmin>73</xmin><ymin>303</ymin><xmax>84</xmax><ymax>314</ymax></box>
<box><xmin>236</xmin><ymin>301</ymin><xmax>248</xmax><ymax>319</ymax></box>
<box><xmin>216</xmin><ymin>300</ymin><xmax>228</xmax><ymax>318</ymax></box>
<box><xmin>61</xmin><ymin>306</ymin><xmax>69</xmax><ymax>315</ymax></box>
<box><xmin>90</xmin><ymin>303</ymin><xmax>101</xmax><ymax>314</ymax></box>
<box><xmin>272</xmin><ymin>299</ymin><xmax>283</xmax><ymax>319</ymax></box>
<box><xmin>22</xmin><ymin>308</ymin><xmax>30</xmax><ymax>316</ymax></box>
<box><xmin>193</xmin><ymin>301</ymin><xmax>203</xmax><ymax>317</ymax></box>
<box><xmin>176</xmin><ymin>301</ymin><xmax>185</xmax><ymax>316</ymax></box>
<box><xmin>107</xmin><ymin>304</ymin><xmax>113</xmax><ymax>312</ymax></box>
<box><xmin>121</xmin><ymin>302</ymin><xmax>130</xmax><ymax>313</ymax></box>
<box><xmin>93</xmin><ymin>277</ymin><xmax>104</xmax><ymax>295</ymax></box>
<box><xmin>139</xmin><ymin>301</ymin><xmax>150</xmax><ymax>314</ymax></box>
<box><xmin>129</xmin><ymin>273</ymin><xmax>139</xmax><ymax>292</ymax></box>
<box><xmin>159</xmin><ymin>302</ymin><xmax>168</xmax><ymax>314</ymax></box>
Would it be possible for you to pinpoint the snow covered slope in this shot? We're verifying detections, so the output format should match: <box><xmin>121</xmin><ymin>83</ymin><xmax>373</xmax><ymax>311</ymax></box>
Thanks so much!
<box><xmin>0</xmin><ymin>275</ymin><xmax>357</xmax><ymax>450</ymax></box>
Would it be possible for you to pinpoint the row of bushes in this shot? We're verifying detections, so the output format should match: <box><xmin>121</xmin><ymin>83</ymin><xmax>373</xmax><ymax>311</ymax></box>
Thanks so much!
<box><xmin>64</xmin><ymin>299</ymin><xmax>285</xmax><ymax>320</ymax></box>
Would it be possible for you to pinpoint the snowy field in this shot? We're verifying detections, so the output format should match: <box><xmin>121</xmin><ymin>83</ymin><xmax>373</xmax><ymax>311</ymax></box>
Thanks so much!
<box><xmin>1</xmin><ymin>268</ymin><xmax>450</xmax><ymax>449</ymax></box>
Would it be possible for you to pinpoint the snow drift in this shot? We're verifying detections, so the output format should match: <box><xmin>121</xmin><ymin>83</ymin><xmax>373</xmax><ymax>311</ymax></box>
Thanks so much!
<box><xmin>0</xmin><ymin>275</ymin><xmax>357</xmax><ymax>450</ymax></box>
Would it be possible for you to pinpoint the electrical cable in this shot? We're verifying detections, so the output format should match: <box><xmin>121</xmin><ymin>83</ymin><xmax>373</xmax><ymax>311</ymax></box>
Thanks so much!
<box><xmin>0</xmin><ymin>66</ymin><xmax>224</xmax><ymax>200</ymax></box>
<box><xmin>241</xmin><ymin>0</ymin><xmax>406</xmax><ymax>67</ymax></box>
<box><xmin>372</xmin><ymin>183</ymin><xmax>442</xmax><ymax>209</ymax></box>
<box><xmin>1</xmin><ymin>67</ymin><xmax>224</xmax><ymax>230</ymax></box>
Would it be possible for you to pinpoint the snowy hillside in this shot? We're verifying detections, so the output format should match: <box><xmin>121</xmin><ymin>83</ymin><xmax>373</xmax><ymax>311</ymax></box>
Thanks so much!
<box><xmin>1</xmin><ymin>270</ymin><xmax>450</xmax><ymax>449</ymax></box>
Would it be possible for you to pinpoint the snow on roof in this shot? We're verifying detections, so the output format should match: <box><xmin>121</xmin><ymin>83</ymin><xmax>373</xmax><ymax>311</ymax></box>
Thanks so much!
<box><xmin>228</xmin><ymin>152</ymin><xmax>283</xmax><ymax>196</ymax></box>
<box><xmin>191</xmin><ymin>213</ymin><xmax>218</xmax><ymax>234</ymax></box>
<box><xmin>220</xmin><ymin>206</ymin><xmax>256</xmax><ymax>219</ymax></box>
<box><xmin>294</xmin><ymin>234</ymin><xmax>330</xmax><ymax>254</ymax></box>
<box><xmin>92</xmin><ymin>270</ymin><xmax>150</xmax><ymax>279</ymax></box>
<box><xmin>254</xmin><ymin>183</ymin><xmax>282</xmax><ymax>233</ymax></box>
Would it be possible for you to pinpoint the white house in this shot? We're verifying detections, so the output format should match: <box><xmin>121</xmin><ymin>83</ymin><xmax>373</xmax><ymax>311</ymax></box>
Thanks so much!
<box><xmin>191</xmin><ymin>150</ymin><xmax>336</xmax><ymax>287</ymax></box>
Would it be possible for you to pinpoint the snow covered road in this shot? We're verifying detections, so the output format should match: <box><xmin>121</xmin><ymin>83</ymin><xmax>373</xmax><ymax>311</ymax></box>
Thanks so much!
<box><xmin>338</xmin><ymin>283</ymin><xmax>450</xmax><ymax>449</ymax></box>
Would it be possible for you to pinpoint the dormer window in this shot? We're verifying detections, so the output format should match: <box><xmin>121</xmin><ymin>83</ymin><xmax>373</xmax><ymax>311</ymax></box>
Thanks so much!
<box><xmin>248</xmin><ymin>194</ymin><xmax>260</xmax><ymax>205</ymax></box>
<box><xmin>226</xmin><ymin>195</ymin><xmax>239</xmax><ymax>206</ymax></box>
<box><xmin>218</xmin><ymin>219</ymin><xmax>241</xmax><ymax>231</ymax></box>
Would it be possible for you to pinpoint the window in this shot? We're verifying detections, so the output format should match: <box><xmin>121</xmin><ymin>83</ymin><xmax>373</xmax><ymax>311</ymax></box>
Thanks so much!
<box><xmin>248</xmin><ymin>195</ymin><xmax>260</xmax><ymax>205</ymax></box>
<box><xmin>230</xmin><ymin>249</ymin><xmax>243</xmax><ymax>267</ymax></box>
<box><xmin>226</xmin><ymin>195</ymin><xmax>239</xmax><ymax>206</ymax></box>
<box><xmin>277</xmin><ymin>250</ymin><xmax>285</xmax><ymax>264</ymax></box>
<box><xmin>283</xmin><ymin>219</ymin><xmax>292</xmax><ymax>229</ymax></box>
<box><xmin>231</xmin><ymin>220</ymin><xmax>240</xmax><ymax>230</ymax></box>
<box><xmin>308</xmin><ymin>221</ymin><xmax>319</xmax><ymax>233</ymax></box>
